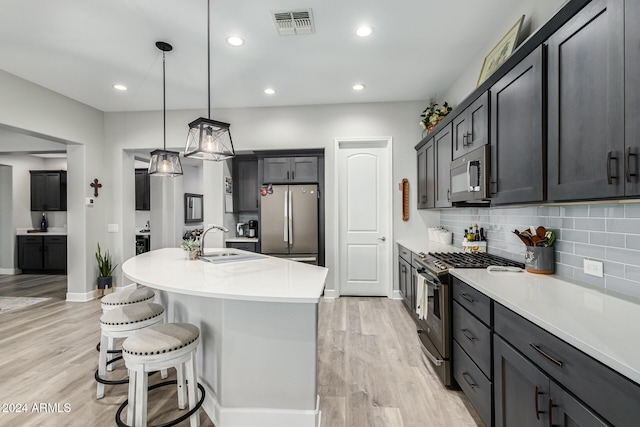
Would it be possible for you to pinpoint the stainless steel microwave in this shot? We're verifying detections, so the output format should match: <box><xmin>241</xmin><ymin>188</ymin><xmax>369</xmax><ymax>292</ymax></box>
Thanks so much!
<box><xmin>450</xmin><ymin>145</ymin><xmax>490</xmax><ymax>204</ymax></box>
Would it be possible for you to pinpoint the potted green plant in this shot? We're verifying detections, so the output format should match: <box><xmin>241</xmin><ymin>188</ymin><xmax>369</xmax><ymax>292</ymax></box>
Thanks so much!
<box><xmin>181</xmin><ymin>238</ymin><xmax>200</xmax><ymax>260</ymax></box>
<box><xmin>96</xmin><ymin>243</ymin><xmax>117</xmax><ymax>290</ymax></box>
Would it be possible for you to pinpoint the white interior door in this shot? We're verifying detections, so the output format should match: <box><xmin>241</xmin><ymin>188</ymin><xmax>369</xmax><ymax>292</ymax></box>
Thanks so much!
<box><xmin>337</xmin><ymin>138</ymin><xmax>392</xmax><ymax>296</ymax></box>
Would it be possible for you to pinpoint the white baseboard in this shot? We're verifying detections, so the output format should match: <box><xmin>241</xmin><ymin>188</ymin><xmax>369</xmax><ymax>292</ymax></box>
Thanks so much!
<box><xmin>0</xmin><ymin>268</ymin><xmax>20</xmax><ymax>275</ymax></box>
<box><xmin>323</xmin><ymin>289</ymin><xmax>339</xmax><ymax>299</ymax></box>
<box><xmin>201</xmin><ymin>382</ymin><xmax>320</xmax><ymax>427</ymax></box>
<box><xmin>66</xmin><ymin>283</ymin><xmax>137</xmax><ymax>302</ymax></box>
<box><xmin>390</xmin><ymin>290</ymin><xmax>403</xmax><ymax>300</ymax></box>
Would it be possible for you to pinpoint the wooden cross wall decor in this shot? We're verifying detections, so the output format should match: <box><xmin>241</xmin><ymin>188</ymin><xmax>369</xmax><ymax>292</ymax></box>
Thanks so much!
<box><xmin>90</xmin><ymin>179</ymin><xmax>102</xmax><ymax>197</ymax></box>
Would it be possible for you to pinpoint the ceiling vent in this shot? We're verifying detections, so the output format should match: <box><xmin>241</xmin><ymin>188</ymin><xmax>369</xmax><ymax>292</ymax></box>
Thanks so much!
<box><xmin>272</xmin><ymin>9</ymin><xmax>315</xmax><ymax>36</ymax></box>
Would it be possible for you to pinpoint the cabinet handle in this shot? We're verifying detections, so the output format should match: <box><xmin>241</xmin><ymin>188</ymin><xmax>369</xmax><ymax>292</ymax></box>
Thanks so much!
<box><xmin>548</xmin><ymin>398</ymin><xmax>554</xmax><ymax>427</ymax></box>
<box><xmin>460</xmin><ymin>328</ymin><xmax>475</xmax><ymax>341</ymax></box>
<box><xmin>535</xmin><ymin>385</ymin><xmax>542</xmax><ymax>420</ymax></box>
<box><xmin>466</xmin><ymin>131</ymin><xmax>473</xmax><ymax>145</ymax></box>
<box><xmin>287</xmin><ymin>171</ymin><xmax>290</xmax><ymax>180</ymax></box>
<box><xmin>447</xmin><ymin>189</ymin><xmax>450</xmax><ymax>201</ymax></box>
<box><xmin>607</xmin><ymin>150</ymin><xmax>618</xmax><ymax>185</ymax></box>
<box><xmin>460</xmin><ymin>293</ymin><xmax>475</xmax><ymax>303</ymax></box>
<box><xmin>462</xmin><ymin>134</ymin><xmax>468</xmax><ymax>147</ymax></box>
<box><xmin>461</xmin><ymin>372</ymin><xmax>476</xmax><ymax>389</ymax></box>
<box><xmin>626</xmin><ymin>146</ymin><xmax>637</xmax><ymax>183</ymax></box>
<box><xmin>292</xmin><ymin>170</ymin><xmax>295</xmax><ymax>180</ymax></box>
<box><xmin>529</xmin><ymin>342</ymin><xmax>563</xmax><ymax>367</ymax></box>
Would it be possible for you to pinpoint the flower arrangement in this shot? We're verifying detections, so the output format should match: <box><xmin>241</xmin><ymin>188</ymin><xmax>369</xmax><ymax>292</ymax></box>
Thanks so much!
<box><xmin>420</xmin><ymin>102</ymin><xmax>453</xmax><ymax>134</ymax></box>
<box><xmin>181</xmin><ymin>238</ymin><xmax>200</xmax><ymax>260</ymax></box>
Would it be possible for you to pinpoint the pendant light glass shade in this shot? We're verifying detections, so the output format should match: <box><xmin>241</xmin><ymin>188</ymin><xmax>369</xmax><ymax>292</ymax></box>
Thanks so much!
<box><xmin>184</xmin><ymin>0</ymin><xmax>235</xmax><ymax>161</ymax></box>
<box><xmin>185</xmin><ymin>117</ymin><xmax>235</xmax><ymax>161</ymax></box>
<box><xmin>149</xmin><ymin>41</ymin><xmax>183</xmax><ymax>177</ymax></box>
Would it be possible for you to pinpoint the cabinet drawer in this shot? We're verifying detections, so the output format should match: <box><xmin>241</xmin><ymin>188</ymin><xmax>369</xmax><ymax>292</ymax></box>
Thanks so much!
<box><xmin>453</xmin><ymin>341</ymin><xmax>492</xmax><ymax>427</ymax></box>
<box><xmin>225</xmin><ymin>241</ymin><xmax>257</xmax><ymax>252</ymax></box>
<box><xmin>453</xmin><ymin>301</ymin><xmax>492</xmax><ymax>379</ymax></box>
<box><xmin>19</xmin><ymin>236</ymin><xmax>43</xmax><ymax>244</ymax></box>
<box><xmin>44</xmin><ymin>236</ymin><xmax>66</xmax><ymax>244</ymax></box>
<box><xmin>452</xmin><ymin>277</ymin><xmax>491</xmax><ymax>325</ymax></box>
<box><xmin>495</xmin><ymin>303</ymin><xmax>640</xmax><ymax>427</ymax></box>
<box><xmin>398</xmin><ymin>244</ymin><xmax>411</xmax><ymax>263</ymax></box>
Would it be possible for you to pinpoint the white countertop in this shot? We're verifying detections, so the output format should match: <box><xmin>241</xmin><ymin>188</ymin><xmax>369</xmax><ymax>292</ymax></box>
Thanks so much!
<box><xmin>225</xmin><ymin>237</ymin><xmax>259</xmax><ymax>243</ymax></box>
<box><xmin>396</xmin><ymin>239</ymin><xmax>461</xmax><ymax>255</ymax></box>
<box><xmin>16</xmin><ymin>227</ymin><xmax>67</xmax><ymax>236</ymax></box>
<box><xmin>122</xmin><ymin>247</ymin><xmax>328</xmax><ymax>303</ymax></box>
<box><xmin>451</xmin><ymin>268</ymin><xmax>640</xmax><ymax>384</ymax></box>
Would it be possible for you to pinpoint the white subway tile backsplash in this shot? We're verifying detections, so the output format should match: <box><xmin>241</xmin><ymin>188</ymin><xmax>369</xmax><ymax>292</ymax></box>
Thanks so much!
<box><xmin>444</xmin><ymin>202</ymin><xmax>640</xmax><ymax>299</ymax></box>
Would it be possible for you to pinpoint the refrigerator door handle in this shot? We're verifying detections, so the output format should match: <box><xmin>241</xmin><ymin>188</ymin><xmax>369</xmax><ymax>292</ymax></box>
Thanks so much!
<box><xmin>288</xmin><ymin>190</ymin><xmax>293</xmax><ymax>246</ymax></box>
<box><xmin>283</xmin><ymin>190</ymin><xmax>289</xmax><ymax>244</ymax></box>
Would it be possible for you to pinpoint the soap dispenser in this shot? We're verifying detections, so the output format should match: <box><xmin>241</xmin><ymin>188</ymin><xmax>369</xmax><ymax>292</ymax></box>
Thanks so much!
<box><xmin>40</xmin><ymin>213</ymin><xmax>48</xmax><ymax>232</ymax></box>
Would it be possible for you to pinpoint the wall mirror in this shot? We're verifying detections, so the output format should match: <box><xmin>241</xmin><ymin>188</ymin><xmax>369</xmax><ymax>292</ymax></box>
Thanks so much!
<box><xmin>184</xmin><ymin>193</ymin><xmax>203</xmax><ymax>224</ymax></box>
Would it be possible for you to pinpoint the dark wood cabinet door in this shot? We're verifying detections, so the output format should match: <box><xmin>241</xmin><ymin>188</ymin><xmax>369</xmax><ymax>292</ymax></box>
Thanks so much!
<box><xmin>263</xmin><ymin>157</ymin><xmax>291</xmax><ymax>183</ymax></box>
<box><xmin>30</xmin><ymin>173</ymin><xmax>46</xmax><ymax>211</ymax></box>
<box><xmin>44</xmin><ymin>236</ymin><xmax>67</xmax><ymax>271</ymax></box>
<box><xmin>549</xmin><ymin>381</ymin><xmax>608</xmax><ymax>427</ymax></box>
<box><xmin>30</xmin><ymin>171</ymin><xmax>66</xmax><ymax>211</ymax></box>
<box><xmin>236</xmin><ymin>158</ymin><xmax>259</xmax><ymax>212</ymax></box>
<box><xmin>494</xmin><ymin>335</ymin><xmax>549</xmax><ymax>427</ymax></box>
<box><xmin>18</xmin><ymin>236</ymin><xmax>43</xmax><ymax>270</ymax></box>
<box><xmin>226</xmin><ymin>241</ymin><xmax>257</xmax><ymax>253</ymax></box>
<box><xmin>425</xmin><ymin>140</ymin><xmax>435</xmax><ymax>209</ymax></box>
<box><xmin>625</xmin><ymin>0</ymin><xmax>640</xmax><ymax>196</ymax></box>
<box><xmin>135</xmin><ymin>169</ymin><xmax>150</xmax><ymax>211</ymax></box>
<box><xmin>416</xmin><ymin>143</ymin><xmax>428</xmax><ymax>209</ymax></box>
<box><xmin>452</xmin><ymin>92</ymin><xmax>489</xmax><ymax>159</ymax></box>
<box><xmin>491</xmin><ymin>46</ymin><xmax>544</xmax><ymax>204</ymax></box>
<box><xmin>434</xmin><ymin>124</ymin><xmax>452</xmax><ymax>208</ymax></box>
<box><xmin>399</xmin><ymin>257</ymin><xmax>410</xmax><ymax>309</ymax></box>
<box><xmin>547</xmin><ymin>0</ymin><xmax>624</xmax><ymax>201</ymax></box>
<box><xmin>290</xmin><ymin>157</ymin><xmax>318</xmax><ymax>182</ymax></box>
<box><xmin>44</xmin><ymin>173</ymin><xmax>61</xmax><ymax>210</ymax></box>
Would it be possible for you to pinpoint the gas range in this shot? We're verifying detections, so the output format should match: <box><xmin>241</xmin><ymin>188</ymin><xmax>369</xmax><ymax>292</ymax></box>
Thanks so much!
<box><xmin>415</xmin><ymin>251</ymin><xmax>524</xmax><ymax>277</ymax></box>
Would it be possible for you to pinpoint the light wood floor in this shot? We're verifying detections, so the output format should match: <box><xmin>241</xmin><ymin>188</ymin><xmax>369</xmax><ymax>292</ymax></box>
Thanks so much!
<box><xmin>0</xmin><ymin>275</ymin><xmax>481</xmax><ymax>427</ymax></box>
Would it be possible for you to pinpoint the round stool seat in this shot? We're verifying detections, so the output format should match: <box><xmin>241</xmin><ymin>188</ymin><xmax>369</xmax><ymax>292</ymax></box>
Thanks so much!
<box><xmin>101</xmin><ymin>287</ymin><xmax>154</xmax><ymax>309</ymax></box>
<box><xmin>100</xmin><ymin>303</ymin><xmax>165</xmax><ymax>328</ymax></box>
<box><xmin>123</xmin><ymin>323</ymin><xmax>200</xmax><ymax>356</ymax></box>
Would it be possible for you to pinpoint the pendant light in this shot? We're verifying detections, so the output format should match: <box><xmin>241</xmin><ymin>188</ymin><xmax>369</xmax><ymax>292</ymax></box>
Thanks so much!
<box><xmin>184</xmin><ymin>0</ymin><xmax>235</xmax><ymax>161</ymax></box>
<box><xmin>149</xmin><ymin>41</ymin><xmax>183</xmax><ymax>177</ymax></box>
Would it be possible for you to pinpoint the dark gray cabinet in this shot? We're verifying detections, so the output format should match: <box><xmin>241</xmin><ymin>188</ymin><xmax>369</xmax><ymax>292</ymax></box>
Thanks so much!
<box><xmin>226</xmin><ymin>240</ymin><xmax>258</xmax><ymax>253</ymax></box>
<box><xmin>416</xmin><ymin>140</ymin><xmax>435</xmax><ymax>209</ymax></box>
<box><xmin>135</xmin><ymin>168</ymin><xmax>151</xmax><ymax>211</ymax></box>
<box><xmin>263</xmin><ymin>157</ymin><xmax>318</xmax><ymax>183</ymax></box>
<box><xmin>398</xmin><ymin>244</ymin><xmax>417</xmax><ymax>318</ymax></box>
<box><xmin>624</xmin><ymin>0</ymin><xmax>640</xmax><ymax>196</ymax></box>
<box><xmin>30</xmin><ymin>171</ymin><xmax>67</xmax><ymax>211</ymax></box>
<box><xmin>490</xmin><ymin>46</ymin><xmax>544</xmax><ymax>205</ymax></box>
<box><xmin>547</xmin><ymin>0</ymin><xmax>624</xmax><ymax>201</ymax></box>
<box><xmin>18</xmin><ymin>235</ymin><xmax>66</xmax><ymax>272</ymax></box>
<box><xmin>434</xmin><ymin>124</ymin><xmax>453</xmax><ymax>208</ymax></box>
<box><xmin>234</xmin><ymin>157</ymin><xmax>259</xmax><ymax>212</ymax></box>
<box><xmin>452</xmin><ymin>92</ymin><xmax>489</xmax><ymax>160</ymax></box>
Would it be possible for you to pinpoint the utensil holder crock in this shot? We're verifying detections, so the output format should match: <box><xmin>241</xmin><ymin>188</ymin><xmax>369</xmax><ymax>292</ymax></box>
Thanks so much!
<box><xmin>525</xmin><ymin>247</ymin><xmax>555</xmax><ymax>274</ymax></box>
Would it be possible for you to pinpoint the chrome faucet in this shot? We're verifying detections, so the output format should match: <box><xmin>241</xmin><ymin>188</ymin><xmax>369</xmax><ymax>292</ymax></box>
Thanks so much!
<box><xmin>199</xmin><ymin>225</ymin><xmax>230</xmax><ymax>256</ymax></box>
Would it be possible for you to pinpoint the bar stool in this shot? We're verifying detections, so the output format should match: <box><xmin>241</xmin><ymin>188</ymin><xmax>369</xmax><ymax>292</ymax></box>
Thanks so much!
<box><xmin>116</xmin><ymin>323</ymin><xmax>204</xmax><ymax>427</ymax></box>
<box><xmin>96</xmin><ymin>303</ymin><xmax>165</xmax><ymax>399</ymax></box>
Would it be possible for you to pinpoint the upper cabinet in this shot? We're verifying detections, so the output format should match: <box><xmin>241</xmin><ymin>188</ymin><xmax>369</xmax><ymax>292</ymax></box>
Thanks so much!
<box><xmin>30</xmin><ymin>170</ymin><xmax>66</xmax><ymax>211</ymax></box>
<box><xmin>625</xmin><ymin>0</ymin><xmax>640</xmax><ymax>196</ymax></box>
<box><xmin>547</xmin><ymin>0</ymin><xmax>624</xmax><ymax>201</ymax></box>
<box><xmin>135</xmin><ymin>168</ymin><xmax>151</xmax><ymax>211</ymax></box>
<box><xmin>416</xmin><ymin>139</ymin><xmax>434</xmax><ymax>209</ymax></box>
<box><xmin>434</xmin><ymin>124</ymin><xmax>453</xmax><ymax>208</ymax></box>
<box><xmin>490</xmin><ymin>46</ymin><xmax>544</xmax><ymax>205</ymax></box>
<box><xmin>263</xmin><ymin>156</ymin><xmax>318</xmax><ymax>183</ymax></box>
<box><xmin>234</xmin><ymin>156</ymin><xmax>259</xmax><ymax>212</ymax></box>
<box><xmin>452</xmin><ymin>92</ymin><xmax>489</xmax><ymax>159</ymax></box>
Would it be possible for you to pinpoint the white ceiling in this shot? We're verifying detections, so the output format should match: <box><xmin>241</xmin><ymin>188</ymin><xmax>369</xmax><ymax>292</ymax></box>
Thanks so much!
<box><xmin>0</xmin><ymin>0</ymin><xmax>525</xmax><ymax>113</ymax></box>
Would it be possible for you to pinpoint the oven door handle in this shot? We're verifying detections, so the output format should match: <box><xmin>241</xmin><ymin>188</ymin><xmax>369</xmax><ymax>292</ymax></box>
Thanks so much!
<box><xmin>417</xmin><ymin>268</ymin><xmax>441</xmax><ymax>289</ymax></box>
<box><xmin>417</xmin><ymin>329</ymin><xmax>444</xmax><ymax>367</ymax></box>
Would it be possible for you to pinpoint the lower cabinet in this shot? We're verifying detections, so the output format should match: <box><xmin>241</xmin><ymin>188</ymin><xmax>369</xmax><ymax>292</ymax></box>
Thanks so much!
<box><xmin>18</xmin><ymin>235</ymin><xmax>67</xmax><ymax>272</ymax></box>
<box><xmin>398</xmin><ymin>244</ymin><xmax>416</xmax><ymax>318</ymax></box>
<box><xmin>226</xmin><ymin>241</ymin><xmax>258</xmax><ymax>253</ymax></box>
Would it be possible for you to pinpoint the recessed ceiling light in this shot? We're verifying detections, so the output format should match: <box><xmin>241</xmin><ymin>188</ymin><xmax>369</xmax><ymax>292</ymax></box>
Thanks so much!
<box><xmin>113</xmin><ymin>84</ymin><xmax>127</xmax><ymax>91</ymax></box>
<box><xmin>352</xmin><ymin>83</ymin><xmax>365</xmax><ymax>91</ymax></box>
<box><xmin>226</xmin><ymin>36</ymin><xmax>245</xmax><ymax>46</ymax></box>
<box><xmin>264</xmin><ymin>88</ymin><xmax>276</xmax><ymax>95</ymax></box>
<box><xmin>356</xmin><ymin>26</ymin><xmax>374</xmax><ymax>37</ymax></box>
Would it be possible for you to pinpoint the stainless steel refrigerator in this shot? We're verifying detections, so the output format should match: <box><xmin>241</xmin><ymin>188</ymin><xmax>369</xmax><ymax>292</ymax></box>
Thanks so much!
<box><xmin>260</xmin><ymin>184</ymin><xmax>319</xmax><ymax>264</ymax></box>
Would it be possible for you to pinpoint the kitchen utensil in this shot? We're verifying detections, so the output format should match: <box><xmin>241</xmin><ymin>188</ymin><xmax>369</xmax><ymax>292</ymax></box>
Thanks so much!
<box><xmin>535</xmin><ymin>226</ymin><xmax>547</xmax><ymax>239</ymax></box>
<box><xmin>513</xmin><ymin>229</ymin><xmax>533</xmax><ymax>246</ymax></box>
<box><xmin>236</xmin><ymin>223</ymin><xmax>247</xmax><ymax>237</ymax></box>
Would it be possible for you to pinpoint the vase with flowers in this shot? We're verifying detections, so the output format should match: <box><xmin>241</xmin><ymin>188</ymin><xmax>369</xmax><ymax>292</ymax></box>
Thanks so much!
<box><xmin>420</xmin><ymin>101</ymin><xmax>453</xmax><ymax>136</ymax></box>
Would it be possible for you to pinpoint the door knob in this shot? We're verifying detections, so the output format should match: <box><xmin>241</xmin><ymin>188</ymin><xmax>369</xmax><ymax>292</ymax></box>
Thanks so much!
<box><xmin>378</xmin><ymin>237</ymin><xmax>386</xmax><ymax>241</ymax></box>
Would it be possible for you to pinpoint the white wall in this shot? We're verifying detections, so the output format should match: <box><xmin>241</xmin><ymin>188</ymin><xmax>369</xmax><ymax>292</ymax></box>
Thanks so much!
<box><xmin>0</xmin><ymin>165</ymin><xmax>12</xmax><ymax>272</ymax></box>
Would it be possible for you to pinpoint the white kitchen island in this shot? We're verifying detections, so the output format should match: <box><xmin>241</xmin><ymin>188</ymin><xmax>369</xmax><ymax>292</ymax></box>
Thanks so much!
<box><xmin>122</xmin><ymin>247</ymin><xmax>328</xmax><ymax>427</ymax></box>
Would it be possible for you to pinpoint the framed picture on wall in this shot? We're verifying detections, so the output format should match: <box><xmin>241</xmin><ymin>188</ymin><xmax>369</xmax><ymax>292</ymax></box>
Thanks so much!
<box><xmin>477</xmin><ymin>15</ymin><xmax>525</xmax><ymax>86</ymax></box>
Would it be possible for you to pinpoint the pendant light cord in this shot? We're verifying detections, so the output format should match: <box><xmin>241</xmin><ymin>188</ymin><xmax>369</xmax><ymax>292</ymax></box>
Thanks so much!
<box><xmin>162</xmin><ymin>49</ymin><xmax>167</xmax><ymax>150</ymax></box>
<box><xmin>207</xmin><ymin>0</ymin><xmax>211</xmax><ymax>119</ymax></box>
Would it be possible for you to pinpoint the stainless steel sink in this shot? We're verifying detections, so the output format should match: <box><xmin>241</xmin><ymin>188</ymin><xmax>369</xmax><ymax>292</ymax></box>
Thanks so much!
<box><xmin>199</xmin><ymin>252</ymin><xmax>265</xmax><ymax>264</ymax></box>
